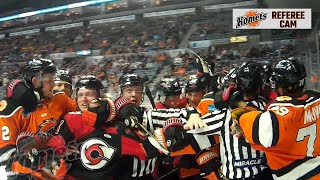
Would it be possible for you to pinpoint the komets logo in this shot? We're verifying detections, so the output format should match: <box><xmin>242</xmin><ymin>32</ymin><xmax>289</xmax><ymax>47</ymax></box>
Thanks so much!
<box><xmin>236</xmin><ymin>11</ymin><xmax>267</xmax><ymax>28</ymax></box>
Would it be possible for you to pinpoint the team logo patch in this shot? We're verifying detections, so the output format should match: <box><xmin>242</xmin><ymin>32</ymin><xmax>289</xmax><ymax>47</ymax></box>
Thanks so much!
<box><xmin>236</xmin><ymin>10</ymin><xmax>267</xmax><ymax>28</ymax></box>
<box><xmin>0</xmin><ymin>100</ymin><xmax>7</xmax><ymax>111</ymax></box>
<box><xmin>37</xmin><ymin>119</ymin><xmax>57</xmax><ymax>133</ymax></box>
<box><xmin>80</xmin><ymin>138</ymin><xmax>116</xmax><ymax>170</ymax></box>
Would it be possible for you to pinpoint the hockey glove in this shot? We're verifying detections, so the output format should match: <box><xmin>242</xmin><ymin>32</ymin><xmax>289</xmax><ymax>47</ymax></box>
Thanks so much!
<box><xmin>154</xmin><ymin>118</ymin><xmax>189</xmax><ymax>153</ymax></box>
<box><xmin>83</xmin><ymin>98</ymin><xmax>116</xmax><ymax>128</ymax></box>
<box><xmin>196</xmin><ymin>150</ymin><xmax>221</xmax><ymax>180</ymax></box>
<box><xmin>230</xmin><ymin>107</ymin><xmax>256</xmax><ymax>138</ymax></box>
<box><xmin>114</xmin><ymin>97</ymin><xmax>143</xmax><ymax>128</ymax></box>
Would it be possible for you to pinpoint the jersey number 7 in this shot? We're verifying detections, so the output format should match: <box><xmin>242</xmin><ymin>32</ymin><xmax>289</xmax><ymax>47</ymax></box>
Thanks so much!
<box><xmin>296</xmin><ymin>123</ymin><xmax>316</xmax><ymax>157</ymax></box>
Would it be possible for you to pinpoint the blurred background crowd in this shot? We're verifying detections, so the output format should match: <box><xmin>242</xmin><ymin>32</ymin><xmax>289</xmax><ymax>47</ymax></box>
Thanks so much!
<box><xmin>0</xmin><ymin>0</ymin><xmax>319</xmax><ymax>100</ymax></box>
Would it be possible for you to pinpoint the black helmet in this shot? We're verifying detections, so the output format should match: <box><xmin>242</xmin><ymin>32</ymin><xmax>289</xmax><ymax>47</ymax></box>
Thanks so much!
<box><xmin>185</xmin><ymin>74</ymin><xmax>209</xmax><ymax>93</ymax></box>
<box><xmin>272</xmin><ymin>58</ymin><xmax>306</xmax><ymax>91</ymax></box>
<box><xmin>55</xmin><ymin>70</ymin><xmax>72</xmax><ymax>86</ymax></box>
<box><xmin>119</xmin><ymin>74</ymin><xmax>143</xmax><ymax>91</ymax></box>
<box><xmin>236</xmin><ymin>61</ymin><xmax>265</xmax><ymax>93</ymax></box>
<box><xmin>157</xmin><ymin>78</ymin><xmax>182</xmax><ymax>97</ymax></box>
<box><xmin>75</xmin><ymin>75</ymin><xmax>103</xmax><ymax>94</ymax></box>
<box><xmin>23</xmin><ymin>58</ymin><xmax>57</xmax><ymax>84</ymax></box>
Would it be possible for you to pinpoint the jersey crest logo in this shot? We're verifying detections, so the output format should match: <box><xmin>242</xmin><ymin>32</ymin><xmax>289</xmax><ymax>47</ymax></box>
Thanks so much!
<box><xmin>37</xmin><ymin>119</ymin><xmax>56</xmax><ymax>133</ymax></box>
<box><xmin>80</xmin><ymin>138</ymin><xmax>116</xmax><ymax>170</ymax></box>
<box><xmin>0</xmin><ymin>100</ymin><xmax>7</xmax><ymax>111</ymax></box>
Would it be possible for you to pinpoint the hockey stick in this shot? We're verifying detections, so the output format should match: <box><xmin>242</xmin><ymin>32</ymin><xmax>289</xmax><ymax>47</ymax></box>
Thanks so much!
<box><xmin>129</xmin><ymin>116</ymin><xmax>169</xmax><ymax>155</ymax></box>
<box><xmin>156</xmin><ymin>167</ymin><xmax>179</xmax><ymax>180</ymax></box>
<box><xmin>144</xmin><ymin>85</ymin><xmax>156</xmax><ymax>109</ymax></box>
<box><xmin>186</xmin><ymin>48</ymin><xmax>213</xmax><ymax>76</ymax></box>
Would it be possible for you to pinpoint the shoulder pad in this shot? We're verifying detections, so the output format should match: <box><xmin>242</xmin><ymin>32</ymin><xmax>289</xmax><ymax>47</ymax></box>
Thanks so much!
<box><xmin>203</xmin><ymin>92</ymin><xmax>215</xmax><ymax>99</ymax></box>
<box><xmin>0</xmin><ymin>99</ymin><xmax>23</xmax><ymax>117</ymax></box>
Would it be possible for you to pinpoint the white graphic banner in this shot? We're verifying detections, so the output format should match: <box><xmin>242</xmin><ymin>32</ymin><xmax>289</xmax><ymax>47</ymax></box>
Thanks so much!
<box><xmin>233</xmin><ymin>9</ymin><xmax>311</xmax><ymax>29</ymax></box>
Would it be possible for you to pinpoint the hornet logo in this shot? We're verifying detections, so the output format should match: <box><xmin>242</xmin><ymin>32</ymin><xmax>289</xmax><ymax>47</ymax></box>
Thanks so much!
<box><xmin>80</xmin><ymin>138</ymin><xmax>116</xmax><ymax>170</ymax></box>
<box><xmin>236</xmin><ymin>11</ymin><xmax>267</xmax><ymax>28</ymax></box>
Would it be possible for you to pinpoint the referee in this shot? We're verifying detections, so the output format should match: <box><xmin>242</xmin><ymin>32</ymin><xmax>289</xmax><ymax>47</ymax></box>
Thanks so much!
<box><xmin>187</xmin><ymin>62</ymin><xmax>273</xmax><ymax>179</ymax></box>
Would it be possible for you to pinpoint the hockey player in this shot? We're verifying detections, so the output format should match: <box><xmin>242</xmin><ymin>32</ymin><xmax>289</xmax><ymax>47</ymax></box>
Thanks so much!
<box><xmin>156</xmin><ymin>61</ymin><xmax>273</xmax><ymax>180</ymax></box>
<box><xmin>185</xmin><ymin>74</ymin><xmax>210</xmax><ymax>109</ymax></box>
<box><xmin>53</xmin><ymin>75</ymin><xmax>170</xmax><ymax>180</ymax></box>
<box><xmin>23</xmin><ymin>58</ymin><xmax>77</xmax><ymax>134</ymax></box>
<box><xmin>75</xmin><ymin>75</ymin><xmax>105</xmax><ymax>112</ymax></box>
<box><xmin>117</xmin><ymin>73</ymin><xmax>162</xmax><ymax>179</ymax></box>
<box><xmin>7</xmin><ymin>75</ymin><xmax>170</xmax><ymax>180</ymax></box>
<box><xmin>53</xmin><ymin>70</ymin><xmax>73</xmax><ymax>97</ymax></box>
<box><xmin>119</xmin><ymin>74</ymin><xmax>145</xmax><ymax>106</ymax></box>
<box><xmin>0</xmin><ymin>80</ymin><xmax>39</xmax><ymax>179</ymax></box>
<box><xmin>234</xmin><ymin>59</ymin><xmax>320</xmax><ymax>179</ymax></box>
<box><xmin>196</xmin><ymin>72</ymin><xmax>226</xmax><ymax>116</ymax></box>
<box><xmin>2</xmin><ymin>59</ymin><xmax>76</xmax><ymax>179</ymax></box>
<box><xmin>116</xmin><ymin>73</ymin><xmax>214</xmax><ymax>179</ymax></box>
<box><xmin>180</xmin><ymin>74</ymin><xmax>221</xmax><ymax>179</ymax></box>
<box><xmin>155</xmin><ymin>78</ymin><xmax>187</xmax><ymax>109</ymax></box>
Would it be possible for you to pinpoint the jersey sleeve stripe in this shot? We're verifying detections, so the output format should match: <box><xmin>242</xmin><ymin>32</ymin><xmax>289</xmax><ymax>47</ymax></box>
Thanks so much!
<box><xmin>256</xmin><ymin>111</ymin><xmax>279</xmax><ymax>148</ymax></box>
<box><xmin>269</xmin><ymin>111</ymin><xmax>280</xmax><ymax>146</ymax></box>
<box><xmin>272</xmin><ymin>157</ymin><xmax>320</xmax><ymax>180</ymax></box>
<box><xmin>252</xmin><ymin>113</ymin><xmax>261</xmax><ymax>145</ymax></box>
<box><xmin>298</xmin><ymin>167</ymin><xmax>320</xmax><ymax>180</ymax></box>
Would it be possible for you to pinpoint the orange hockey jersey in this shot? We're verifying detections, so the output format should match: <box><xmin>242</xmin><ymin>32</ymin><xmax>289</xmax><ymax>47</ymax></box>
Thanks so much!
<box><xmin>26</xmin><ymin>92</ymin><xmax>77</xmax><ymax>134</ymax></box>
<box><xmin>197</xmin><ymin>92</ymin><xmax>215</xmax><ymax>116</ymax></box>
<box><xmin>0</xmin><ymin>99</ymin><xmax>30</xmax><ymax>164</ymax></box>
<box><xmin>239</xmin><ymin>91</ymin><xmax>320</xmax><ymax>179</ymax></box>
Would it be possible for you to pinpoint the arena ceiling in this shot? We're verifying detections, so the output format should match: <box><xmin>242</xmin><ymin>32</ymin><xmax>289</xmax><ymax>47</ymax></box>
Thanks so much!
<box><xmin>0</xmin><ymin>0</ymin><xmax>89</xmax><ymax>15</ymax></box>
<box><xmin>1</xmin><ymin>0</ymin><xmax>319</xmax><ymax>17</ymax></box>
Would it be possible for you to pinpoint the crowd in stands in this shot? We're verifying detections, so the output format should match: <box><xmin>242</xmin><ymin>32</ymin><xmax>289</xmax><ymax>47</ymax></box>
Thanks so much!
<box><xmin>0</xmin><ymin>0</ymin><xmax>198</xmax><ymax>31</ymax></box>
<box><xmin>106</xmin><ymin>16</ymin><xmax>194</xmax><ymax>54</ymax></box>
<box><xmin>59</xmin><ymin>52</ymin><xmax>165</xmax><ymax>99</ymax></box>
<box><xmin>0</xmin><ymin>14</ymin><xmax>193</xmax><ymax>79</ymax></box>
<box><xmin>0</xmin><ymin>10</ymin><xmax>315</xmax><ymax>98</ymax></box>
<box><xmin>189</xmin><ymin>11</ymin><xmax>260</xmax><ymax>41</ymax></box>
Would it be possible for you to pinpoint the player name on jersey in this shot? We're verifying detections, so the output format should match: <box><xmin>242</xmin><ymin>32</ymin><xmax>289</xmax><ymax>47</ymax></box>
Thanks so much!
<box><xmin>304</xmin><ymin>101</ymin><xmax>320</xmax><ymax>124</ymax></box>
